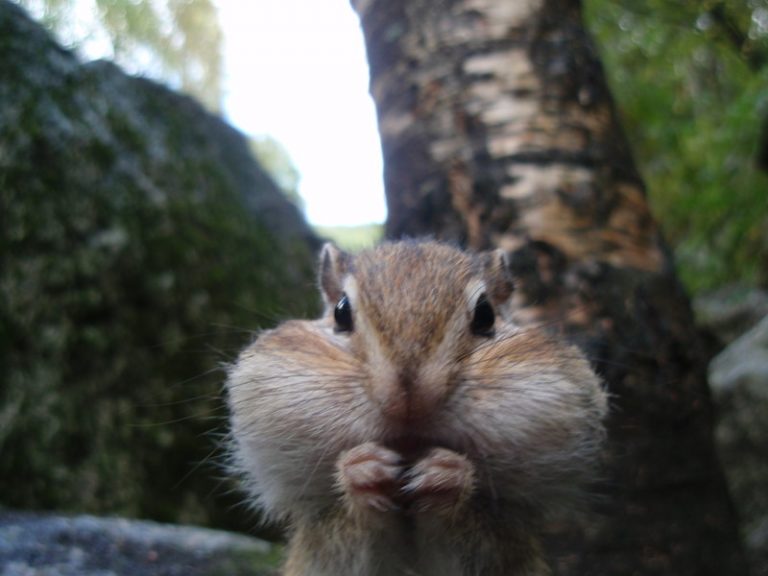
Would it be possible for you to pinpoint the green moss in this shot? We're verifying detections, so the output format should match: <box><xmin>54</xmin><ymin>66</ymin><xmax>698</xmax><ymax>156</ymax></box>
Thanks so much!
<box><xmin>314</xmin><ymin>223</ymin><xmax>384</xmax><ymax>252</ymax></box>
<box><xmin>205</xmin><ymin>545</ymin><xmax>285</xmax><ymax>576</ymax></box>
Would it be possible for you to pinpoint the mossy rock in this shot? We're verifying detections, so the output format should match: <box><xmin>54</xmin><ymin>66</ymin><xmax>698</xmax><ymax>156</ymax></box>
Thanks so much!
<box><xmin>0</xmin><ymin>1</ymin><xmax>319</xmax><ymax>532</ymax></box>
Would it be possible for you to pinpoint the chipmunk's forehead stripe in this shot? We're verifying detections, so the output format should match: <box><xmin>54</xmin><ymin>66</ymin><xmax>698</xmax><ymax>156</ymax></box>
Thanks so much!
<box><xmin>353</xmin><ymin>242</ymin><xmax>474</xmax><ymax>356</ymax></box>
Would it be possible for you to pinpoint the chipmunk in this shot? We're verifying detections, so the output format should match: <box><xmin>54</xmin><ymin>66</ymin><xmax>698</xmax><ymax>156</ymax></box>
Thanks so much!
<box><xmin>226</xmin><ymin>240</ymin><xmax>607</xmax><ymax>576</ymax></box>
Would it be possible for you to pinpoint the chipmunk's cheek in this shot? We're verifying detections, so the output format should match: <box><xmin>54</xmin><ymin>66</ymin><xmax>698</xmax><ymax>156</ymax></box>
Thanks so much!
<box><xmin>336</xmin><ymin>442</ymin><xmax>403</xmax><ymax>513</ymax></box>
<box><xmin>401</xmin><ymin>448</ymin><xmax>476</xmax><ymax>514</ymax></box>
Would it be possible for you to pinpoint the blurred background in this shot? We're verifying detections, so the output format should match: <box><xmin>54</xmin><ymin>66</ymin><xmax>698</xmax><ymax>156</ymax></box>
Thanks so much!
<box><xmin>13</xmin><ymin>0</ymin><xmax>388</xmax><ymax>245</ymax></box>
<box><xmin>11</xmin><ymin>0</ymin><xmax>767</xmax><ymax>285</ymax></box>
<box><xmin>1</xmin><ymin>0</ymin><xmax>766</xmax><ymax>560</ymax></box>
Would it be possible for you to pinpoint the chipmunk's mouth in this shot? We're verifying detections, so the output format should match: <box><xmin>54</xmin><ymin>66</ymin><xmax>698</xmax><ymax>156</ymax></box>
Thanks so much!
<box><xmin>384</xmin><ymin>435</ymin><xmax>455</xmax><ymax>464</ymax></box>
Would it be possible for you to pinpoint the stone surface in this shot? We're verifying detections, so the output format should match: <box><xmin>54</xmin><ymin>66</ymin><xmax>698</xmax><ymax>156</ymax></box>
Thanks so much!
<box><xmin>0</xmin><ymin>511</ymin><xmax>279</xmax><ymax>576</ymax></box>
<box><xmin>709</xmin><ymin>313</ymin><xmax>768</xmax><ymax>576</ymax></box>
<box><xmin>695</xmin><ymin>285</ymin><xmax>768</xmax><ymax>349</ymax></box>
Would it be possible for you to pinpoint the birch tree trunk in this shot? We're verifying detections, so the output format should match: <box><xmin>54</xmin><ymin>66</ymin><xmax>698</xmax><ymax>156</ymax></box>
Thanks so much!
<box><xmin>351</xmin><ymin>0</ymin><xmax>748</xmax><ymax>573</ymax></box>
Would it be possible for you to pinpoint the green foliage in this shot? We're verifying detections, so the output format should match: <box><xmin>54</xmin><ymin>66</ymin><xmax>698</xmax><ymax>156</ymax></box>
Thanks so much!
<box><xmin>13</xmin><ymin>0</ymin><xmax>223</xmax><ymax>110</ymax></box>
<box><xmin>585</xmin><ymin>0</ymin><xmax>768</xmax><ymax>293</ymax></box>
<box><xmin>249</xmin><ymin>136</ymin><xmax>304</xmax><ymax>212</ymax></box>
<box><xmin>314</xmin><ymin>223</ymin><xmax>384</xmax><ymax>252</ymax></box>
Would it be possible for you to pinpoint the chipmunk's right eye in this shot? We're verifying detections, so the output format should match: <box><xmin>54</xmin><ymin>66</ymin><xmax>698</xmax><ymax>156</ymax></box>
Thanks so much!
<box><xmin>471</xmin><ymin>293</ymin><xmax>495</xmax><ymax>337</ymax></box>
<box><xmin>334</xmin><ymin>293</ymin><xmax>354</xmax><ymax>333</ymax></box>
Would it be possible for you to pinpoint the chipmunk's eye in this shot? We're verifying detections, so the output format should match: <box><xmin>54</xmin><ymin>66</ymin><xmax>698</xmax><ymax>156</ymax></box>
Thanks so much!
<box><xmin>471</xmin><ymin>293</ymin><xmax>495</xmax><ymax>337</ymax></box>
<box><xmin>334</xmin><ymin>293</ymin><xmax>353</xmax><ymax>333</ymax></box>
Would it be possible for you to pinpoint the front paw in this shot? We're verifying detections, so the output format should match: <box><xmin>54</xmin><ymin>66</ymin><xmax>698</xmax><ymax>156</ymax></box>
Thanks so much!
<box><xmin>336</xmin><ymin>442</ymin><xmax>402</xmax><ymax>513</ymax></box>
<box><xmin>402</xmin><ymin>448</ymin><xmax>475</xmax><ymax>514</ymax></box>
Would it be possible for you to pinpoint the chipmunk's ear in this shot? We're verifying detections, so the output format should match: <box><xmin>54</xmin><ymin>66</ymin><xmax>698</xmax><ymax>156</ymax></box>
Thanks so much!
<box><xmin>319</xmin><ymin>242</ymin><xmax>351</xmax><ymax>307</ymax></box>
<box><xmin>482</xmin><ymin>248</ymin><xmax>514</xmax><ymax>304</ymax></box>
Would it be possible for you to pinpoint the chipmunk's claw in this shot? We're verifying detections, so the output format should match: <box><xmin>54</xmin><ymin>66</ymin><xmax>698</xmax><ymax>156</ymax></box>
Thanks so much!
<box><xmin>401</xmin><ymin>448</ymin><xmax>475</xmax><ymax>514</ymax></box>
<box><xmin>336</xmin><ymin>442</ymin><xmax>402</xmax><ymax>513</ymax></box>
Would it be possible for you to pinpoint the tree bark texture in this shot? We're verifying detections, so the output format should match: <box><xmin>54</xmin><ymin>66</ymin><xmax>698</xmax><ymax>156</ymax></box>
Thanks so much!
<box><xmin>351</xmin><ymin>0</ymin><xmax>747</xmax><ymax>574</ymax></box>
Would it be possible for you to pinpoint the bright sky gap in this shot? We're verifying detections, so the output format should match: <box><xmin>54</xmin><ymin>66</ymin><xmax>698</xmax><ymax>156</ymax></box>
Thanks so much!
<box><xmin>217</xmin><ymin>0</ymin><xmax>386</xmax><ymax>227</ymax></box>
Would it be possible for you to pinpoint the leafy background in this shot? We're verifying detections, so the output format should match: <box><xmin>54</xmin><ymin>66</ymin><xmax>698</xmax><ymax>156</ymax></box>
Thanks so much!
<box><xmin>585</xmin><ymin>0</ymin><xmax>768</xmax><ymax>293</ymax></box>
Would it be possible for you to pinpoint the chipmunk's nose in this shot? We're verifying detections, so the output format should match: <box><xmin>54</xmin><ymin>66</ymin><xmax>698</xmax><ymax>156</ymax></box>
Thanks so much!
<box><xmin>374</xmin><ymin>367</ymin><xmax>444</xmax><ymax>425</ymax></box>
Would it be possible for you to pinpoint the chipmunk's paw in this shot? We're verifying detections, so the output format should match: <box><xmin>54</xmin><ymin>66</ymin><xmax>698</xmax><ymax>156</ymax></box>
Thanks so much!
<box><xmin>402</xmin><ymin>448</ymin><xmax>475</xmax><ymax>514</ymax></box>
<box><xmin>336</xmin><ymin>442</ymin><xmax>402</xmax><ymax>513</ymax></box>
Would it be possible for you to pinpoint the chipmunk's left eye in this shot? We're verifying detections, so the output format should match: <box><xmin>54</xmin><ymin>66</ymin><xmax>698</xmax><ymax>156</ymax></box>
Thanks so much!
<box><xmin>471</xmin><ymin>293</ymin><xmax>495</xmax><ymax>337</ymax></box>
<box><xmin>334</xmin><ymin>293</ymin><xmax>353</xmax><ymax>333</ymax></box>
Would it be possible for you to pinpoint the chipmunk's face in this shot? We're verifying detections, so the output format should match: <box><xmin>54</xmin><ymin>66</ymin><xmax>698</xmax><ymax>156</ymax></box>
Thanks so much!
<box><xmin>319</xmin><ymin>242</ymin><xmax>513</xmax><ymax>445</ymax></box>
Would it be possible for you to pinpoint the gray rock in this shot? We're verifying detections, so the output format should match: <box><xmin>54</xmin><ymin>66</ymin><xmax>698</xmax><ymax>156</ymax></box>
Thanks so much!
<box><xmin>747</xmin><ymin>517</ymin><xmax>768</xmax><ymax>576</ymax></box>
<box><xmin>710</xmin><ymin>315</ymin><xmax>768</xmax><ymax>400</ymax></box>
<box><xmin>695</xmin><ymin>284</ymin><xmax>768</xmax><ymax>348</ymax></box>
<box><xmin>709</xmin><ymin>314</ymin><xmax>768</xmax><ymax>576</ymax></box>
<box><xmin>0</xmin><ymin>512</ymin><xmax>278</xmax><ymax>576</ymax></box>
